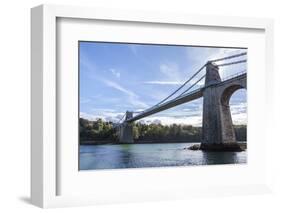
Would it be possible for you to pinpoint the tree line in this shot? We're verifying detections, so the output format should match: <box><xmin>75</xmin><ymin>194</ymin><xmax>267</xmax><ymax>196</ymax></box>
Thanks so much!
<box><xmin>79</xmin><ymin>118</ymin><xmax>247</xmax><ymax>144</ymax></box>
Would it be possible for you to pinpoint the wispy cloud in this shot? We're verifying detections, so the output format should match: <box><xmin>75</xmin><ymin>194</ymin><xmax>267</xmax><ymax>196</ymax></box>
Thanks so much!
<box><xmin>230</xmin><ymin>102</ymin><xmax>247</xmax><ymax>115</ymax></box>
<box><xmin>143</xmin><ymin>81</ymin><xmax>185</xmax><ymax>85</ymax></box>
<box><xmin>159</xmin><ymin>63</ymin><xmax>182</xmax><ymax>82</ymax></box>
<box><xmin>142</xmin><ymin>63</ymin><xmax>185</xmax><ymax>86</ymax></box>
<box><xmin>80</xmin><ymin>97</ymin><xmax>92</xmax><ymax>104</ymax></box>
<box><xmin>232</xmin><ymin>112</ymin><xmax>247</xmax><ymax>125</ymax></box>
<box><xmin>109</xmin><ymin>68</ymin><xmax>121</xmax><ymax>79</ymax></box>
<box><xmin>103</xmin><ymin>79</ymin><xmax>135</xmax><ymax>97</ymax></box>
<box><xmin>102</xmin><ymin>79</ymin><xmax>148</xmax><ymax>109</ymax></box>
<box><xmin>138</xmin><ymin>114</ymin><xmax>203</xmax><ymax>126</ymax></box>
<box><xmin>80</xmin><ymin>53</ymin><xmax>97</xmax><ymax>74</ymax></box>
<box><xmin>128</xmin><ymin>45</ymin><xmax>138</xmax><ymax>56</ymax></box>
<box><xmin>80</xmin><ymin>111</ymin><xmax>124</xmax><ymax>123</ymax></box>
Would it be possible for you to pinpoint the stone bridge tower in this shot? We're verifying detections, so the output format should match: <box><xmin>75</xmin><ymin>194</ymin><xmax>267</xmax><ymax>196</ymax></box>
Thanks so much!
<box><xmin>201</xmin><ymin>62</ymin><xmax>246</xmax><ymax>151</ymax></box>
<box><xmin>118</xmin><ymin>111</ymin><xmax>134</xmax><ymax>143</ymax></box>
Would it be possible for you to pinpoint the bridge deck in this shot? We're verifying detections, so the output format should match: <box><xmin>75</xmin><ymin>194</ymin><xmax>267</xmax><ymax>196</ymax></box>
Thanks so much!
<box><xmin>126</xmin><ymin>73</ymin><xmax>246</xmax><ymax>123</ymax></box>
<box><xmin>127</xmin><ymin>89</ymin><xmax>203</xmax><ymax>122</ymax></box>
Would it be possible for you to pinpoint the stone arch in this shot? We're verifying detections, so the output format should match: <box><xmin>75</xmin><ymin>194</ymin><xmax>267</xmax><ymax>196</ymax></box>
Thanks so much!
<box><xmin>219</xmin><ymin>84</ymin><xmax>246</xmax><ymax>143</ymax></box>
<box><xmin>221</xmin><ymin>84</ymin><xmax>245</xmax><ymax>107</ymax></box>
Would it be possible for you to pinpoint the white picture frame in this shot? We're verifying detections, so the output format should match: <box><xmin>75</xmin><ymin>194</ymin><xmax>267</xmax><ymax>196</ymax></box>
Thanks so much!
<box><xmin>31</xmin><ymin>4</ymin><xmax>274</xmax><ymax>208</ymax></box>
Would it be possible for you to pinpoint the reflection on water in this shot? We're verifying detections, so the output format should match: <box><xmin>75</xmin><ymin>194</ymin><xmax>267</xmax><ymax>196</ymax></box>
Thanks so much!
<box><xmin>79</xmin><ymin>143</ymin><xmax>247</xmax><ymax>170</ymax></box>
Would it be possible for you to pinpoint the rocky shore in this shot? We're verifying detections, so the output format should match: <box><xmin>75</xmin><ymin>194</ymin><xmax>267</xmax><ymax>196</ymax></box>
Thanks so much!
<box><xmin>187</xmin><ymin>142</ymin><xmax>247</xmax><ymax>152</ymax></box>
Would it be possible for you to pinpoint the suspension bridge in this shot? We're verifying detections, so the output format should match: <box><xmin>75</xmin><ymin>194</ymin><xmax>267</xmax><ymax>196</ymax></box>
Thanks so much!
<box><xmin>116</xmin><ymin>52</ymin><xmax>247</xmax><ymax>151</ymax></box>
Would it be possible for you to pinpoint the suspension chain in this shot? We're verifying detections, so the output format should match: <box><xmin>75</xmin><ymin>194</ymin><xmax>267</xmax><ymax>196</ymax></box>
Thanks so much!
<box><xmin>210</xmin><ymin>52</ymin><xmax>247</xmax><ymax>63</ymax></box>
<box><xmin>217</xmin><ymin>59</ymin><xmax>247</xmax><ymax>67</ymax></box>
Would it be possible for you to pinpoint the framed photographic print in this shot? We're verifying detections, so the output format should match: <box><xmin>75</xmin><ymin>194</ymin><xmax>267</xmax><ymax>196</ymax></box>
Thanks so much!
<box><xmin>31</xmin><ymin>4</ymin><xmax>274</xmax><ymax>208</ymax></box>
<box><xmin>78</xmin><ymin>41</ymin><xmax>248</xmax><ymax>171</ymax></box>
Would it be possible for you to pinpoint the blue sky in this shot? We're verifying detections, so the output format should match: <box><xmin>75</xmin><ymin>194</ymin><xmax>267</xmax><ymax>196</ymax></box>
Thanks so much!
<box><xmin>79</xmin><ymin>42</ymin><xmax>247</xmax><ymax>126</ymax></box>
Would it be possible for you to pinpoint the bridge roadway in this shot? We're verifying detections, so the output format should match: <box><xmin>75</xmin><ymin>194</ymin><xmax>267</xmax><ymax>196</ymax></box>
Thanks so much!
<box><xmin>126</xmin><ymin>72</ymin><xmax>246</xmax><ymax>123</ymax></box>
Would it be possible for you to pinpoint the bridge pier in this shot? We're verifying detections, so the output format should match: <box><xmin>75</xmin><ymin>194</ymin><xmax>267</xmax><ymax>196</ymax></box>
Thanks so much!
<box><xmin>118</xmin><ymin>111</ymin><xmax>134</xmax><ymax>143</ymax></box>
<box><xmin>201</xmin><ymin>62</ymin><xmax>243</xmax><ymax>151</ymax></box>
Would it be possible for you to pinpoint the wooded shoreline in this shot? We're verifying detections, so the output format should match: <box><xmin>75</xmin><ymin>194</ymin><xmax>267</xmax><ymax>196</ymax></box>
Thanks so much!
<box><xmin>80</xmin><ymin>140</ymin><xmax>198</xmax><ymax>145</ymax></box>
<box><xmin>80</xmin><ymin>140</ymin><xmax>246</xmax><ymax>145</ymax></box>
<box><xmin>80</xmin><ymin>118</ymin><xmax>247</xmax><ymax>145</ymax></box>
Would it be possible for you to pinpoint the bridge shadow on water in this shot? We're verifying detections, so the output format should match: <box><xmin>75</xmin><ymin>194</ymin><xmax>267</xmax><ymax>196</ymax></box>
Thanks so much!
<box><xmin>118</xmin><ymin>144</ymin><xmax>135</xmax><ymax>168</ymax></box>
<box><xmin>201</xmin><ymin>151</ymin><xmax>242</xmax><ymax>165</ymax></box>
